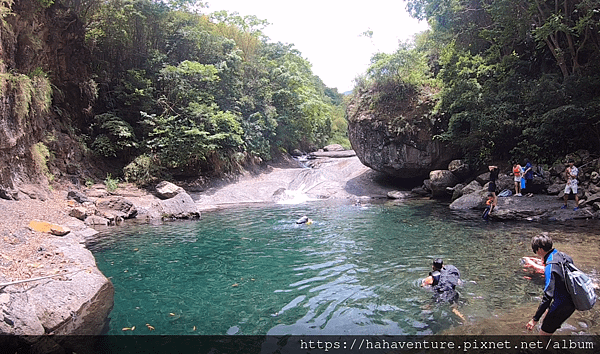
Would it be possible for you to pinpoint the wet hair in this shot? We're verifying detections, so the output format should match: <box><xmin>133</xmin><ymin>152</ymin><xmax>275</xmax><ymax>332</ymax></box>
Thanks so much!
<box><xmin>432</xmin><ymin>258</ymin><xmax>443</xmax><ymax>270</ymax></box>
<box><xmin>487</xmin><ymin>193</ymin><xmax>494</xmax><ymax>198</ymax></box>
<box><xmin>531</xmin><ymin>234</ymin><xmax>553</xmax><ymax>254</ymax></box>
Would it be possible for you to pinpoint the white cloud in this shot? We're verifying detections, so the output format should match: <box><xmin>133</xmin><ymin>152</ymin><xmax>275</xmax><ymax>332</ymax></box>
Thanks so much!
<box><xmin>206</xmin><ymin>0</ymin><xmax>428</xmax><ymax>92</ymax></box>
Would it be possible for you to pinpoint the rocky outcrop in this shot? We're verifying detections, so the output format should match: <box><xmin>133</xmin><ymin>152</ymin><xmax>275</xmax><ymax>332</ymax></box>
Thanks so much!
<box><xmin>0</xmin><ymin>1</ymin><xmax>95</xmax><ymax>200</ymax></box>
<box><xmin>443</xmin><ymin>151</ymin><xmax>600</xmax><ymax>220</ymax></box>
<box><xmin>347</xmin><ymin>84</ymin><xmax>460</xmax><ymax>179</ymax></box>
<box><xmin>429</xmin><ymin>170</ymin><xmax>460</xmax><ymax>198</ymax></box>
<box><xmin>0</xmin><ymin>227</ymin><xmax>114</xmax><ymax>335</ymax></box>
<box><xmin>66</xmin><ymin>182</ymin><xmax>200</xmax><ymax>222</ymax></box>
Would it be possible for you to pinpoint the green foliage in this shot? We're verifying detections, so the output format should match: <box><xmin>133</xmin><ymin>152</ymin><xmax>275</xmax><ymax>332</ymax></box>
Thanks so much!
<box><xmin>32</xmin><ymin>142</ymin><xmax>53</xmax><ymax>180</ymax></box>
<box><xmin>104</xmin><ymin>173</ymin><xmax>119</xmax><ymax>192</ymax></box>
<box><xmin>394</xmin><ymin>0</ymin><xmax>600</xmax><ymax>166</ymax></box>
<box><xmin>123</xmin><ymin>154</ymin><xmax>163</xmax><ymax>185</ymax></box>
<box><xmin>37</xmin><ymin>0</ymin><xmax>54</xmax><ymax>8</ymax></box>
<box><xmin>77</xmin><ymin>0</ymin><xmax>345</xmax><ymax>180</ymax></box>
<box><xmin>91</xmin><ymin>113</ymin><xmax>138</xmax><ymax>158</ymax></box>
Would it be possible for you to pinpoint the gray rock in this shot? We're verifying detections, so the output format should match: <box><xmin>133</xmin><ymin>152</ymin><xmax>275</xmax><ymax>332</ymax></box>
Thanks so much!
<box><xmin>155</xmin><ymin>181</ymin><xmax>184</xmax><ymax>199</ymax></box>
<box><xmin>411</xmin><ymin>186</ymin><xmax>430</xmax><ymax>196</ymax></box>
<box><xmin>159</xmin><ymin>192</ymin><xmax>200</xmax><ymax>219</ymax></box>
<box><xmin>449</xmin><ymin>189</ymin><xmax>488</xmax><ymax>210</ymax></box>
<box><xmin>429</xmin><ymin>170</ymin><xmax>460</xmax><ymax>198</ymax></box>
<box><xmin>67</xmin><ymin>190</ymin><xmax>90</xmax><ymax>203</ymax></box>
<box><xmin>347</xmin><ymin>91</ymin><xmax>460</xmax><ymax>179</ymax></box>
<box><xmin>451</xmin><ymin>183</ymin><xmax>465</xmax><ymax>201</ymax></box>
<box><xmin>461</xmin><ymin>180</ymin><xmax>482</xmax><ymax>195</ymax></box>
<box><xmin>448</xmin><ymin>160</ymin><xmax>470</xmax><ymax>180</ymax></box>
<box><xmin>388</xmin><ymin>190</ymin><xmax>412</xmax><ymax>199</ymax></box>
<box><xmin>84</xmin><ymin>215</ymin><xmax>109</xmax><ymax>226</ymax></box>
<box><xmin>96</xmin><ymin>196</ymin><xmax>137</xmax><ymax>219</ymax></box>
<box><xmin>323</xmin><ymin>144</ymin><xmax>345</xmax><ymax>152</ymax></box>
<box><xmin>69</xmin><ymin>207</ymin><xmax>88</xmax><ymax>221</ymax></box>
<box><xmin>0</xmin><ymin>231</ymin><xmax>114</xmax><ymax>336</ymax></box>
<box><xmin>580</xmin><ymin>192</ymin><xmax>600</xmax><ymax>206</ymax></box>
<box><xmin>547</xmin><ymin>183</ymin><xmax>564</xmax><ymax>195</ymax></box>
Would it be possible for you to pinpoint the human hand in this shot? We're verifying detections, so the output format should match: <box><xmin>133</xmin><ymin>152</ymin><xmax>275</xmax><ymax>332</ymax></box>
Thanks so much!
<box><xmin>525</xmin><ymin>319</ymin><xmax>537</xmax><ymax>331</ymax></box>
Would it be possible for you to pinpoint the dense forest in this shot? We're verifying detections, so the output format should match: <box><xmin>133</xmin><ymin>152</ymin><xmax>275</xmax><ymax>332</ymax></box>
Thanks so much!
<box><xmin>352</xmin><ymin>0</ymin><xmax>600</xmax><ymax>167</ymax></box>
<box><xmin>28</xmin><ymin>0</ymin><xmax>347</xmax><ymax>185</ymax></box>
<box><xmin>4</xmin><ymin>0</ymin><xmax>600</xmax><ymax>190</ymax></box>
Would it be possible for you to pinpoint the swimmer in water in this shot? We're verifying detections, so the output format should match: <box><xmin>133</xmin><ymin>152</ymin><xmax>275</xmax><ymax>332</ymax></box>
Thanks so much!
<box><xmin>296</xmin><ymin>215</ymin><xmax>313</xmax><ymax>225</ymax></box>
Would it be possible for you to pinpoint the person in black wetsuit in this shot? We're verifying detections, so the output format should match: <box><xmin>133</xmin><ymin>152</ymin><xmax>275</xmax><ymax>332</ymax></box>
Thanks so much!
<box><xmin>525</xmin><ymin>234</ymin><xmax>576</xmax><ymax>335</ymax></box>
<box><xmin>421</xmin><ymin>258</ymin><xmax>444</xmax><ymax>287</ymax></box>
<box><xmin>488</xmin><ymin>165</ymin><xmax>499</xmax><ymax>208</ymax></box>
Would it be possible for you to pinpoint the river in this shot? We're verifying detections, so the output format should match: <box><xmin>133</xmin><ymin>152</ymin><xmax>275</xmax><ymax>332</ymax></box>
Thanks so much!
<box><xmin>88</xmin><ymin>198</ymin><xmax>600</xmax><ymax>336</ymax></box>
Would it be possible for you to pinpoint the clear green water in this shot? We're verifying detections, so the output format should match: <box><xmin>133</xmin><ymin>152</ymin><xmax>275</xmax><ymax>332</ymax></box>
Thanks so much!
<box><xmin>88</xmin><ymin>199</ymin><xmax>600</xmax><ymax>335</ymax></box>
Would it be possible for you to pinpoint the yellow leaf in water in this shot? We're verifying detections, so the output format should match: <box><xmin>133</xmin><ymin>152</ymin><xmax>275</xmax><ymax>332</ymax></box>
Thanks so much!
<box><xmin>169</xmin><ymin>313</ymin><xmax>176</xmax><ymax>316</ymax></box>
<box><xmin>146</xmin><ymin>324</ymin><xmax>155</xmax><ymax>331</ymax></box>
<box><xmin>193</xmin><ymin>326</ymin><xmax>196</xmax><ymax>331</ymax></box>
<box><xmin>131</xmin><ymin>326</ymin><xmax>135</xmax><ymax>331</ymax></box>
<box><xmin>232</xmin><ymin>283</ymin><xmax>239</xmax><ymax>287</ymax></box>
<box><xmin>122</xmin><ymin>327</ymin><xmax>131</xmax><ymax>331</ymax></box>
<box><xmin>134</xmin><ymin>248</ymin><xmax>139</xmax><ymax>251</ymax></box>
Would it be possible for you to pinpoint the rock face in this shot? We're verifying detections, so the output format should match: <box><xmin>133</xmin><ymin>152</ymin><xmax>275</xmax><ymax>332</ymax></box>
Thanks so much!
<box><xmin>0</xmin><ymin>1</ymin><xmax>94</xmax><ymax>200</ymax></box>
<box><xmin>347</xmin><ymin>84</ymin><xmax>460</xmax><ymax>179</ymax></box>
<box><xmin>0</xmin><ymin>229</ymin><xmax>114</xmax><ymax>335</ymax></box>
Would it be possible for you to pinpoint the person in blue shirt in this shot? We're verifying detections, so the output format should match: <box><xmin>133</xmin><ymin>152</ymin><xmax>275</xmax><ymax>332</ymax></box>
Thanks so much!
<box><xmin>525</xmin><ymin>234</ymin><xmax>575</xmax><ymax>335</ymax></box>
<box><xmin>523</xmin><ymin>159</ymin><xmax>534</xmax><ymax>195</ymax></box>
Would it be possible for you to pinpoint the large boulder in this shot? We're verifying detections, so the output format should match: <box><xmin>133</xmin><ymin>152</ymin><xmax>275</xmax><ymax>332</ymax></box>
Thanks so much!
<box><xmin>449</xmin><ymin>189</ymin><xmax>488</xmax><ymax>210</ymax></box>
<box><xmin>429</xmin><ymin>170</ymin><xmax>460</xmax><ymax>198</ymax></box>
<box><xmin>155</xmin><ymin>181</ymin><xmax>184</xmax><ymax>199</ymax></box>
<box><xmin>448</xmin><ymin>160</ymin><xmax>471</xmax><ymax>180</ymax></box>
<box><xmin>95</xmin><ymin>196</ymin><xmax>137</xmax><ymax>219</ymax></box>
<box><xmin>347</xmin><ymin>85</ymin><xmax>460</xmax><ymax>179</ymax></box>
<box><xmin>158</xmin><ymin>192</ymin><xmax>200</xmax><ymax>219</ymax></box>
<box><xmin>461</xmin><ymin>180</ymin><xmax>483</xmax><ymax>195</ymax></box>
<box><xmin>0</xmin><ymin>230</ymin><xmax>114</xmax><ymax>336</ymax></box>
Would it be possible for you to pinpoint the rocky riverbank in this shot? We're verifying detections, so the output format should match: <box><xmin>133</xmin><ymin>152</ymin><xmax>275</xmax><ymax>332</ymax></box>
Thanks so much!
<box><xmin>407</xmin><ymin>151</ymin><xmax>600</xmax><ymax>222</ymax></box>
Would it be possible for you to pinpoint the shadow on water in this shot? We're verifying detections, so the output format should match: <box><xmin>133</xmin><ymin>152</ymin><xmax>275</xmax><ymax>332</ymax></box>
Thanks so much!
<box><xmin>88</xmin><ymin>199</ymin><xmax>600</xmax><ymax>336</ymax></box>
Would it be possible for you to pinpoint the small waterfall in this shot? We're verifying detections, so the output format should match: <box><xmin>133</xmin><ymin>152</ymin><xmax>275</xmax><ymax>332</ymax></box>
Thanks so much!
<box><xmin>275</xmin><ymin>166</ymin><xmax>324</xmax><ymax>205</ymax></box>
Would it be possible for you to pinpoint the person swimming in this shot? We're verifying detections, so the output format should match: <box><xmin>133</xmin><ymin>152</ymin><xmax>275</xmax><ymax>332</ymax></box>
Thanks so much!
<box><xmin>295</xmin><ymin>215</ymin><xmax>313</xmax><ymax>225</ymax></box>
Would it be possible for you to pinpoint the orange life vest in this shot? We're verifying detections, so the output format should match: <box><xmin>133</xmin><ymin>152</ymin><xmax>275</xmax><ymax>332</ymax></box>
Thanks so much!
<box><xmin>513</xmin><ymin>165</ymin><xmax>521</xmax><ymax>177</ymax></box>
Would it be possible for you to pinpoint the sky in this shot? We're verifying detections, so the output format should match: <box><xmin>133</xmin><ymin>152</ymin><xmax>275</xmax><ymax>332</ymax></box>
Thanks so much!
<box><xmin>204</xmin><ymin>0</ymin><xmax>429</xmax><ymax>93</ymax></box>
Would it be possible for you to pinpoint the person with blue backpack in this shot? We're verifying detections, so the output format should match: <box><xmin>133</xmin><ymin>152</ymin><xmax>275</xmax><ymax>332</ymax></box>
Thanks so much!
<box><xmin>525</xmin><ymin>234</ymin><xmax>577</xmax><ymax>335</ymax></box>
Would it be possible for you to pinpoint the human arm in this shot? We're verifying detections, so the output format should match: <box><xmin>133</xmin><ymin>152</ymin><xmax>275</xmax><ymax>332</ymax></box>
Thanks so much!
<box><xmin>522</xmin><ymin>257</ymin><xmax>544</xmax><ymax>274</ymax></box>
<box><xmin>532</xmin><ymin>264</ymin><xmax>557</xmax><ymax>321</ymax></box>
<box><xmin>421</xmin><ymin>276</ymin><xmax>434</xmax><ymax>287</ymax></box>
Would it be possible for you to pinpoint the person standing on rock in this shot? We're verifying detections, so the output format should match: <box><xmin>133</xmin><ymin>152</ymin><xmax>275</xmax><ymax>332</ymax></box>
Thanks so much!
<box><xmin>512</xmin><ymin>162</ymin><xmax>523</xmax><ymax>196</ymax></box>
<box><xmin>562</xmin><ymin>159</ymin><xmax>579</xmax><ymax>211</ymax></box>
<box><xmin>523</xmin><ymin>159</ymin><xmax>534</xmax><ymax>196</ymax></box>
<box><xmin>525</xmin><ymin>234</ymin><xmax>576</xmax><ymax>335</ymax></box>
<box><xmin>488</xmin><ymin>165</ymin><xmax>499</xmax><ymax>208</ymax></box>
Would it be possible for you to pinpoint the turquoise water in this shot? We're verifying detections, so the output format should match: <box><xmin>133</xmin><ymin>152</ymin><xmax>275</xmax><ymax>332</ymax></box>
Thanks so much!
<box><xmin>88</xmin><ymin>199</ymin><xmax>600</xmax><ymax>335</ymax></box>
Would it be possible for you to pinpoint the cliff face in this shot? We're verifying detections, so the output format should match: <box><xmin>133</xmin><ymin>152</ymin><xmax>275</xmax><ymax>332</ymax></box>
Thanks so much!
<box><xmin>0</xmin><ymin>0</ymin><xmax>94</xmax><ymax>199</ymax></box>
<box><xmin>347</xmin><ymin>83</ymin><xmax>460</xmax><ymax>180</ymax></box>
